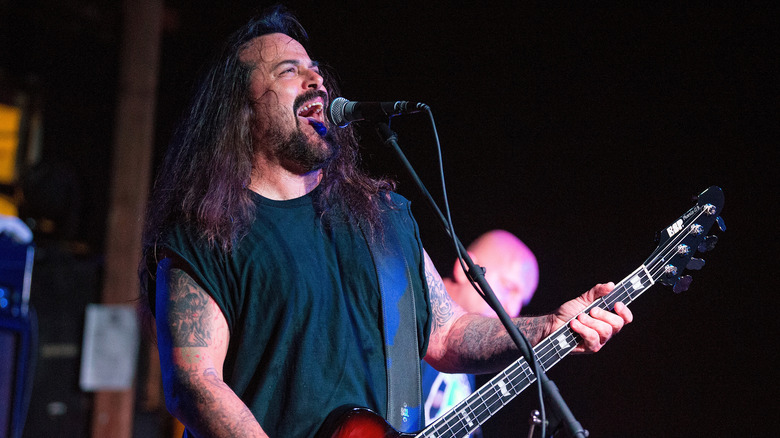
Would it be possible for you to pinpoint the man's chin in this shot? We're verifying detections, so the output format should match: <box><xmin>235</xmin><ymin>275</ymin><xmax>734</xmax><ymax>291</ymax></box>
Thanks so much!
<box><xmin>283</xmin><ymin>142</ymin><xmax>338</xmax><ymax>174</ymax></box>
<box><xmin>267</xmin><ymin>122</ymin><xmax>339</xmax><ymax>173</ymax></box>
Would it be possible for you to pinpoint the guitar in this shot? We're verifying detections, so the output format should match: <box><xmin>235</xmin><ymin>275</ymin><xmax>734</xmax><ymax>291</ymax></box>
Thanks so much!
<box><xmin>316</xmin><ymin>186</ymin><xmax>725</xmax><ymax>438</ymax></box>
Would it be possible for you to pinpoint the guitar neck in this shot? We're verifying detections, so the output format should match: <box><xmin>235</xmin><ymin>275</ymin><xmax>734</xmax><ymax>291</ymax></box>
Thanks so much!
<box><xmin>414</xmin><ymin>187</ymin><xmax>723</xmax><ymax>438</ymax></box>
<box><xmin>416</xmin><ymin>264</ymin><xmax>655</xmax><ymax>438</ymax></box>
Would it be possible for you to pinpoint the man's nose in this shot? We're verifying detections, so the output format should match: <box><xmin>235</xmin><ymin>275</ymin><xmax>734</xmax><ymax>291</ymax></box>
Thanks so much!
<box><xmin>304</xmin><ymin>68</ymin><xmax>324</xmax><ymax>90</ymax></box>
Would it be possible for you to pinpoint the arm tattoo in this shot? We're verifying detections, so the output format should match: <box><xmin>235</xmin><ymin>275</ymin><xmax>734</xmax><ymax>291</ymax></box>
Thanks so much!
<box><xmin>422</xmin><ymin>251</ymin><xmax>553</xmax><ymax>373</ymax></box>
<box><xmin>451</xmin><ymin>314</ymin><xmax>553</xmax><ymax>372</ymax></box>
<box><xmin>200</xmin><ymin>367</ymin><xmax>259</xmax><ymax>435</ymax></box>
<box><xmin>426</xmin><ymin>265</ymin><xmax>455</xmax><ymax>333</ymax></box>
<box><xmin>167</xmin><ymin>269</ymin><xmax>216</xmax><ymax>348</ymax></box>
<box><xmin>158</xmin><ymin>266</ymin><xmax>264</xmax><ymax>436</ymax></box>
<box><xmin>514</xmin><ymin>316</ymin><xmax>548</xmax><ymax>345</ymax></box>
<box><xmin>172</xmin><ymin>366</ymin><xmax>260</xmax><ymax>435</ymax></box>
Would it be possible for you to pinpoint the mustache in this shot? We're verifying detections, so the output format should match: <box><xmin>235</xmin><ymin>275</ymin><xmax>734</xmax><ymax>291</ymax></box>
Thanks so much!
<box><xmin>293</xmin><ymin>90</ymin><xmax>329</xmax><ymax>114</ymax></box>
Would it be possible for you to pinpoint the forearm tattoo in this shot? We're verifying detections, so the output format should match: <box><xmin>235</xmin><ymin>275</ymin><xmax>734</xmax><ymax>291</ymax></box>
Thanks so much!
<box><xmin>514</xmin><ymin>316</ymin><xmax>549</xmax><ymax>345</ymax></box>
<box><xmin>171</xmin><ymin>366</ymin><xmax>259</xmax><ymax>436</ymax></box>
<box><xmin>447</xmin><ymin>314</ymin><xmax>551</xmax><ymax>372</ymax></box>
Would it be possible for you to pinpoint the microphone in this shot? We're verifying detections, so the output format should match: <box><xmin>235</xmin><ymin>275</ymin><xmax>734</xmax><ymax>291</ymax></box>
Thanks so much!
<box><xmin>327</xmin><ymin>97</ymin><xmax>429</xmax><ymax>127</ymax></box>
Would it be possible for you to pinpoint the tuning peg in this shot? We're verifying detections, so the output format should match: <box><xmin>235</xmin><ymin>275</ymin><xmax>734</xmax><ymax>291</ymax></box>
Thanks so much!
<box><xmin>673</xmin><ymin>275</ymin><xmax>693</xmax><ymax>294</ymax></box>
<box><xmin>686</xmin><ymin>257</ymin><xmax>706</xmax><ymax>270</ymax></box>
<box><xmin>698</xmin><ymin>235</ymin><xmax>718</xmax><ymax>252</ymax></box>
<box><xmin>716</xmin><ymin>216</ymin><xmax>726</xmax><ymax>231</ymax></box>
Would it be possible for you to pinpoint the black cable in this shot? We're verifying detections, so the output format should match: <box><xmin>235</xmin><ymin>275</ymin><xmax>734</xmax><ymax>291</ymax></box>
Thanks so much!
<box><xmin>418</xmin><ymin>107</ymin><xmax>549</xmax><ymax>437</ymax></box>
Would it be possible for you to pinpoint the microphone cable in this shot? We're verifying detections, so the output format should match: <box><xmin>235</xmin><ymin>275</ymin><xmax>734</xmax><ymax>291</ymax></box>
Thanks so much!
<box><xmin>401</xmin><ymin>107</ymin><xmax>550</xmax><ymax>438</ymax></box>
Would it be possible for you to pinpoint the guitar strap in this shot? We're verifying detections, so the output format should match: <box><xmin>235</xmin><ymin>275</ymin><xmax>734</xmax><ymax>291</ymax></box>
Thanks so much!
<box><xmin>366</xmin><ymin>209</ymin><xmax>423</xmax><ymax>433</ymax></box>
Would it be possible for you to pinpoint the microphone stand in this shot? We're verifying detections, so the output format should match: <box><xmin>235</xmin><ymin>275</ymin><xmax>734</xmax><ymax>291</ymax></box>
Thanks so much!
<box><xmin>374</xmin><ymin>122</ymin><xmax>588</xmax><ymax>438</ymax></box>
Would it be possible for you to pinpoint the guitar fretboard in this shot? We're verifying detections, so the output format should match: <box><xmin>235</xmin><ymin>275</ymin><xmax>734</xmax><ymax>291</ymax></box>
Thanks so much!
<box><xmin>412</xmin><ymin>190</ymin><xmax>721</xmax><ymax>438</ymax></box>
<box><xmin>417</xmin><ymin>265</ymin><xmax>654</xmax><ymax>437</ymax></box>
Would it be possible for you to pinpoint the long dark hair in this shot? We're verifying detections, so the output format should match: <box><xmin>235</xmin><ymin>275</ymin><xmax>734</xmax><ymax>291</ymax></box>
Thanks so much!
<box><xmin>141</xmin><ymin>6</ymin><xmax>394</xmax><ymax>286</ymax></box>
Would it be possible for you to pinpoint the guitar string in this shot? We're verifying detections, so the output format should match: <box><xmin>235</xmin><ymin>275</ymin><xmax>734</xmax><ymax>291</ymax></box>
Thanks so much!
<box><xmin>430</xmin><ymin>366</ymin><xmax>514</xmax><ymax>436</ymax></box>
<box><xmin>530</xmin><ymin>205</ymin><xmax>712</xmax><ymax>374</ymax></box>
<box><xmin>421</xmin><ymin>204</ymin><xmax>714</xmax><ymax>437</ymax></box>
<box><xmin>423</xmin><ymin>223</ymin><xmax>697</xmax><ymax>438</ymax></box>
<box><xmin>423</xmin><ymin>334</ymin><xmax>544</xmax><ymax>437</ymax></box>
<box><xmin>427</xmin><ymin>271</ymin><xmax>669</xmax><ymax>436</ymax></box>
<box><xmin>519</xmin><ymin>207</ymin><xmax>711</xmax><ymax>417</ymax></box>
<box><xmin>426</xmin><ymin>364</ymin><xmax>519</xmax><ymax>437</ymax></box>
<box><xmin>533</xmin><ymin>205</ymin><xmax>710</xmax><ymax>368</ymax></box>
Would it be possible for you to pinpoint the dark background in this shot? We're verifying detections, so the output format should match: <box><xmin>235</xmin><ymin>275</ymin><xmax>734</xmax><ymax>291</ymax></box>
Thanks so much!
<box><xmin>2</xmin><ymin>1</ymin><xmax>777</xmax><ymax>437</ymax></box>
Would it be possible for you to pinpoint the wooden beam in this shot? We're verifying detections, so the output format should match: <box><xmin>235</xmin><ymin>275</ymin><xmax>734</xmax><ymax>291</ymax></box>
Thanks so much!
<box><xmin>91</xmin><ymin>0</ymin><xmax>162</xmax><ymax>437</ymax></box>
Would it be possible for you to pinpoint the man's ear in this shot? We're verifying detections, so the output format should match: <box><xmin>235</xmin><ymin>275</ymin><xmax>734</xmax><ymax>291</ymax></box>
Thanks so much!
<box><xmin>452</xmin><ymin>251</ymin><xmax>478</xmax><ymax>285</ymax></box>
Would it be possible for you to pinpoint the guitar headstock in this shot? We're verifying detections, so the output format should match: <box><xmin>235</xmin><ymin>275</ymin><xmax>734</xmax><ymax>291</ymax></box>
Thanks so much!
<box><xmin>648</xmin><ymin>186</ymin><xmax>725</xmax><ymax>293</ymax></box>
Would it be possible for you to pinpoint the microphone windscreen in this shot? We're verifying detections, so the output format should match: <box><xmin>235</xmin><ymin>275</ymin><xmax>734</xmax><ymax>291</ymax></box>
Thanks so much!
<box><xmin>327</xmin><ymin>97</ymin><xmax>350</xmax><ymax>127</ymax></box>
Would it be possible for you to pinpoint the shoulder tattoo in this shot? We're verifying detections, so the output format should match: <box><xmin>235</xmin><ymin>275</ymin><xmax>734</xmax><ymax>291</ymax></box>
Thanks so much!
<box><xmin>425</xmin><ymin>257</ymin><xmax>455</xmax><ymax>332</ymax></box>
<box><xmin>166</xmin><ymin>269</ymin><xmax>218</xmax><ymax>348</ymax></box>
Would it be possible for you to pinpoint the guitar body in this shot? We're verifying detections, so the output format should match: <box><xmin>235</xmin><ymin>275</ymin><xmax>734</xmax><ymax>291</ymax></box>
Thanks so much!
<box><xmin>316</xmin><ymin>405</ymin><xmax>415</xmax><ymax>438</ymax></box>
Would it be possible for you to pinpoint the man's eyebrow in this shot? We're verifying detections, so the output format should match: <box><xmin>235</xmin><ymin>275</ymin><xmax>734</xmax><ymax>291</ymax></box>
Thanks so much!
<box><xmin>271</xmin><ymin>59</ymin><xmax>320</xmax><ymax>70</ymax></box>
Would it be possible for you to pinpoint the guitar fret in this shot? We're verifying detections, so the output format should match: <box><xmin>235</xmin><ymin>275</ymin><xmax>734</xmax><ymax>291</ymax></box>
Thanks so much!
<box><xmin>505</xmin><ymin>369</ymin><xmax>523</xmax><ymax>395</ymax></box>
<box><xmin>506</xmin><ymin>365</ymin><xmax>527</xmax><ymax>391</ymax></box>
<box><xmin>487</xmin><ymin>382</ymin><xmax>503</xmax><ymax>409</ymax></box>
<box><xmin>483</xmin><ymin>379</ymin><xmax>497</xmax><ymax>411</ymax></box>
<box><xmin>448</xmin><ymin>411</ymin><xmax>464</xmax><ymax>435</ymax></box>
<box><xmin>474</xmin><ymin>388</ymin><xmax>490</xmax><ymax>422</ymax></box>
<box><xmin>461</xmin><ymin>402</ymin><xmax>476</xmax><ymax>430</ymax></box>
<box><xmin>421</xmin><ymin>344</ymin><xmax>544</xmax><ymax>436</ymax></box>
<box><xmin>447</xmin><ymin>415</ymin><xmax>458</xmax><ymax>436</ymax></box>
<box><xmin>453</xmin><ymin>396</ymin><xmax>484</xmax><ymax>436</ymax></box>
<box><xmin>453</xmin><ymin>403</ymin><xmax>475</xmax><ymax>435</ymax></box>
<box><xmin>614</xmin><ymin>264</ymin><xmax>654</xmax><ymax>307</ymax></box>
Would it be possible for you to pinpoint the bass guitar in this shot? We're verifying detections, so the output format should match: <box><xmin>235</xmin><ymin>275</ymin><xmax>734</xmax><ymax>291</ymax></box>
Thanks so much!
<box><xmin>317</xmin><ymin>186</ymin><xmax>725</xmax><ymax>438</ymax></box>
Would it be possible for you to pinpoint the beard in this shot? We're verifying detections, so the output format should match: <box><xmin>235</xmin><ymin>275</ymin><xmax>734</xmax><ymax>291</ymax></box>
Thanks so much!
<box><xmin>267</xmin><ymin>120</ymin><xmax>339</xmax><ymax>173</ymax></box>
<box><xmin>258</xmin><ymin>90</ymin><xmax>340</xmax><ymax>173</ymax></box>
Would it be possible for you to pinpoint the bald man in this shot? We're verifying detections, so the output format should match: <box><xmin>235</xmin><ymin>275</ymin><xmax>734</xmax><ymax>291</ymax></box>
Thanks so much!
<box><xmin>445</xmin><ymin>229</ymin><xmax>539</xmax><ymax>318</ymax></box>
<box><xmin>422</xmin><ymin>230</ymin><xmax>539</xmax><ymax>433</ymax></box>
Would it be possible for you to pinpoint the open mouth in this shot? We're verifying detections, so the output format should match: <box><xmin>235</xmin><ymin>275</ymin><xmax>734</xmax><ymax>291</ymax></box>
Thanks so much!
<box><xmin>296</xmin><ymin>101</ymin><xmax>324</xmax><ymax>121</ymax></box>
<box><xmin>296</xmin><ymin>100</ymin><xmax>327</xmax><ymax>136</ymax></box>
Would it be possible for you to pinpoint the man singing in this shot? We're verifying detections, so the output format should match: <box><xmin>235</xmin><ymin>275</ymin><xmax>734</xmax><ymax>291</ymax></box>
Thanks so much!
<box><xmin>141</xmin><ymin>6</ymin><xmax>632</xmax><ymax>437</ymax></box>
